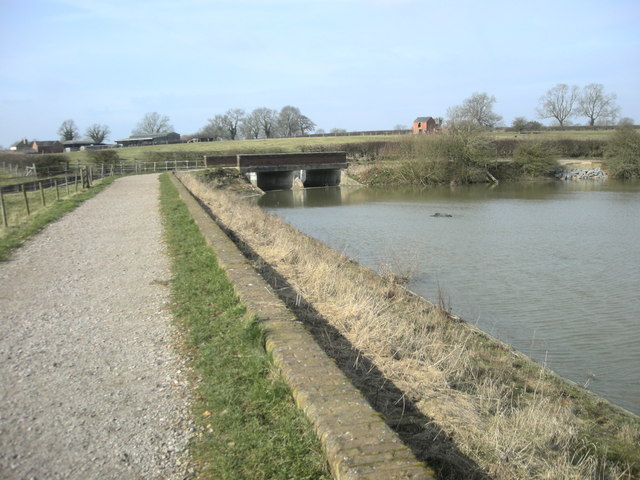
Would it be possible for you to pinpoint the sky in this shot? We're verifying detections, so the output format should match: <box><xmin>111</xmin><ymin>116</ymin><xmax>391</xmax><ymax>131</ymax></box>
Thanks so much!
<box><xmin>1</xmin><ymin>0</ymin><xmax>639</xmax><ymax>147</ymax></box>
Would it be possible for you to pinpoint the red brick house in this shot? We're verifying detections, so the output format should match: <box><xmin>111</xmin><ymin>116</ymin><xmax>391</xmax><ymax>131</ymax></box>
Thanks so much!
<box><xmin>412</xmin><ymin>117</ymin><xmax>436</xmax><ymax>134</ymax></box>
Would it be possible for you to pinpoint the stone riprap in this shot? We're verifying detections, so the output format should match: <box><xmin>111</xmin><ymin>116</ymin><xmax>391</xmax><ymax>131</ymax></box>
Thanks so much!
<box><xmin>556</xmin><ymin>167</ymin><xmax>607</xmax><ymax>180</ymax></box>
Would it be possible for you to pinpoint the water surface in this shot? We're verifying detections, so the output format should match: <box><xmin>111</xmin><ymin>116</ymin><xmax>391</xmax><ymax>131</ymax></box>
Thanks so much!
<box><xmin>259</xmin><ymin>180</ymin><xmax>640</xmax><ymax>414</ymax></box>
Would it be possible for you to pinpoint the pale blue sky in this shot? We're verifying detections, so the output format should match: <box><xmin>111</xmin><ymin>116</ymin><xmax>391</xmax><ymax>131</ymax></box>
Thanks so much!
<box><xmin>1</xmin><ymin>0</ymin><xmax>639</xmax><ymax>146</ymax></box>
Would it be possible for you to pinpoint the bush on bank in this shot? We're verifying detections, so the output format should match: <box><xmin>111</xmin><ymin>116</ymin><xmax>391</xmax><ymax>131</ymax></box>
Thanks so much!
<box><xmin>353</xmin><ymin>133</ymin><xmax>526</xmax><ymax>185</ymax></box>
<box><xmin>512</xmin><ymin>143</ymin><xmax>558</xmax><ymax>177</ymax></box>
<box><xmin>606</xmin><ymin>126</ymin><xmax>640</xmax><ymax>179</ymax></box>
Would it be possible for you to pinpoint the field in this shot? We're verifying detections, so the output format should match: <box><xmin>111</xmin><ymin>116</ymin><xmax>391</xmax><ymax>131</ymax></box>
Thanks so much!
<box><xmin>65</xmin><ymin>135</ymin><xmax>402</xmax><ymax>163</ymax></box>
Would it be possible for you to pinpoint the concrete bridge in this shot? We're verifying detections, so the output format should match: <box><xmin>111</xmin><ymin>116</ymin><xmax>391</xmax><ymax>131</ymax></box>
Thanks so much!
<box><xmin>204</xmin><ymin>152</ymin><xmax>347</xmax><ymax>191</ymax></box>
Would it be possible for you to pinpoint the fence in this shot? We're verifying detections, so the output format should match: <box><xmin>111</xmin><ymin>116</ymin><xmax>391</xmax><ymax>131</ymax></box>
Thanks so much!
<box><xmin>0</xmin><ymin>160</ymin><xmax>206</xmax><ymax>228</ymax></box>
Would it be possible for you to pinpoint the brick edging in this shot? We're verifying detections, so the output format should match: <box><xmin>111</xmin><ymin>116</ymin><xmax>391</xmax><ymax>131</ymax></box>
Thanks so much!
<box><xmin>169</xmin><ymin>173</ymin><xmax>435</xmax><ymax>480</ymax></box>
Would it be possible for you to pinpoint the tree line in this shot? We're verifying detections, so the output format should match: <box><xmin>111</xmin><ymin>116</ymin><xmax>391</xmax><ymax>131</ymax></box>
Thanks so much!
<box><xmin>32</xmin><ymin>105</ymin><xmax>316</xmax><ymax>147</ymax></box>
<box><xmin>446</xmin><ymin>83</ymin><xmax>629</xmax><ymax>132</ymax></box>
<box><xmin>195</xmin><ymin>105</ymin><xmax>315</xmax><ymax>141</ymax></box>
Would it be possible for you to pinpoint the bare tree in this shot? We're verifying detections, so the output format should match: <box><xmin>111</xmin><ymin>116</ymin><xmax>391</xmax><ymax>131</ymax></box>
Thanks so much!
<box><xmin>200</xmin><ymin>109</ymin><xmax>245</xmax><ymax>140</ymax></box>
<box><xmin>297</xmin><ymin>114</ymin><xmax>316</xmax><ymax>136</ymax></box>
<box><xmin>199</xmin><ymin>116</ymin><xmax>226</xmax><ymax>140</ymax></box>
<box><xmin>132</xmin><ymin>112</ymin><xmax>174</xmax><ymax>135</ymax></box>
<box><xmin>240</xmin><ymin>111</ymin><xmax>262</xmax><ymax>139</ymax></box>
<box><xmin>253</xmin><ymin>107</ymin><xmax>278</xmax><ymax>138</ymax></box>
<box><xmin>58</xmin><ymin>119</ymin><xmax>79</xmax><ymax>141</ymax></box>
<box><xmin>447</xmin><ymin>93</ymin><xmax>502</xmax><ymax>130</ymax></box>
<box><xmin>277</xmin><ymin>106</ymin><xmax>301</xmax><ymax>137</ymax></box>
<box><xmin>221</xmin><ymin>109</ymin><xmax>246</xmax><ymax>140</ymax></box>
<box><xmin>85</xmin><ymin>124</ymin><xmax>110</xmax><ymax>143</ymax></box>
<box><xmin>277</xmin><ymin>106</ymin><xmax>315</xmax><ymax>137</ymax></box>
<box><xmin>578</xmin><ymin>83</ymin><xmax>619</xmax><ymax>127</ymax></box>
<box><xmin>537</xmin><ymin>84</ymin><xmax>579</xmax><ymax>128</ymax></box>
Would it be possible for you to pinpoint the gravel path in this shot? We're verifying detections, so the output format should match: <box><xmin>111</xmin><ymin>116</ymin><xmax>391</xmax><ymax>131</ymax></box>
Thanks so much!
<box><xmin>0</xmin><ymin>174</ymin><xmax>192</xmax><ymax>479</ymax></box>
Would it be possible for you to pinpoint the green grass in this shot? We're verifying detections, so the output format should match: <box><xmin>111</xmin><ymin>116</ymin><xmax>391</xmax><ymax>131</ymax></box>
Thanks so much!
<box><xmin>65</xmin><ymin>134</ymin><xmax>405</xmax><ymax>163</ymax></box>
<box><xmin>158</xmin><ymin>174</ymin><xmax>329</xmax><ymax>480</ymax></box>
<box><xmin>0</xmin><ymin>177</ymin><xmax>116</xmax><ymax>261</ymax></box>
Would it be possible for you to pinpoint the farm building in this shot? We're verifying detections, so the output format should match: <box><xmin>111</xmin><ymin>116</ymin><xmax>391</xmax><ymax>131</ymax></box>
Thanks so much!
<box><xmin>412</xmin><ymin>117</ymin><xmax>436</xmax><ymax>134</ymax></box>
<box><xmin>31</xmin><ymin>140</ymin><xmax>64</xmax><ymax>154</ymax></box>
<box><xmin>116</xmin><ymin>132</ymin><xmax>181</xmax><ymax>147</ymax></box>
<box><xmin>63</xmin><ymin>139</ymin><xmax>100</xmax><ymax>152</ymax></box>
<box><xmin>10</xmin><ymin>139</ymin><xmax>33</xmax><ymax>152</ymax></box>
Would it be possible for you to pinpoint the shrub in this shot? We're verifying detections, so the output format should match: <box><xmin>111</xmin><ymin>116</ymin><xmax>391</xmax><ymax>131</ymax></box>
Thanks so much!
<box><xmin>491</xmin><ymin>138</ymin><xmax>520</xmax><ymax>158</ymax></box>
<box><xmin>513</xmin><ymin>143</ymin><xmax>558</xmax><ymax>177</ymax></box>
<box><xmin>606</xmin><ymin>126</ymin><xmax>640</xmax><ymax>179</ymax></box>
<box><xmin>368</xmin><ymin>133</ymin><xmax>497</xmax><ymax>185</ymax></box>
<box><xmin>550</xmin><ymin>138</ymin><xmax>607</xmax><ymax>158</ymax></box>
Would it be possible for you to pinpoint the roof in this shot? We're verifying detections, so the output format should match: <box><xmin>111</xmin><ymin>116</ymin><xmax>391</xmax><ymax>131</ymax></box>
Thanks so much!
<box><xmin>63</xmin><ymin>139</ymin><xmax>96</xmax><ymax>146</ymax></box>
<box><xmin>414</xmin><ymin>117</ymin><xmax>434</xmax><ymax>122</ymax></box>
<box><xmin>33</xmin><ymin>140</ymin><xmax>62</xmax><ymax>146</ymax></box>
<box><xmin>116</xmin><ymin>132</ymin><xmax>180</xmax><ymax>142</ymax></box>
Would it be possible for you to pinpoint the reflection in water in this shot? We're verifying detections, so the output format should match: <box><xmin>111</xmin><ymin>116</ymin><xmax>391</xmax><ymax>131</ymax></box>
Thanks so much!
<box><xmin>258</xmin><ymin>186</ymin><xmax>349</xmax><ymax>208</ymax></box>
<box><xmin>260</xmin><ymin>180</ymin><xmax>640</xmax><ymax>414</ymax></box>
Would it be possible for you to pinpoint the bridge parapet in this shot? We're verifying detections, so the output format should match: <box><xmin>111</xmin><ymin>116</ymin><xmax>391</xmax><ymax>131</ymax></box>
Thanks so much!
<box><xmin>204</xmin><ymin>152</ymin><xmax>347</xmax><ymax>171</ymax></box>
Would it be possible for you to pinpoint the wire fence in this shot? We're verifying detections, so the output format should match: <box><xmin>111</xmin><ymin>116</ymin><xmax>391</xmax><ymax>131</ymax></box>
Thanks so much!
<box><xmin>0</xmin><ymin>160</ymin><xmax>206</xmax><ymax>228</ymax></box>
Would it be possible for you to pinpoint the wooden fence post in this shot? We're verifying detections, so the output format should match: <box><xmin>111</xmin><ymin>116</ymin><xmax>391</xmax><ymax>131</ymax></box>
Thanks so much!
<box><xmin>22</xmin><ymin>184</ymin><xmax>30</xmax><ymax>216</ymax></box>
<box><xmin>55</xmin><ymin>179</ymin><xmax>60</xmax><ymax>201</ymax></box>
<box><xmin>0</xmin><ymin>190</ymin><xmax>7</xmax><ymax>228</ymax></box>
<box><xmin>65</xmin><ymin>176</ymin><xmax>70</xmax><ymax>196</ymax></box>
<box><xmin>75</xmin><ymin>170</ymin><xmax>79</xmax><ymax>192</ymax></box>
<box><xmin>39</xmin><ymin>181</ymin><xmax>46</xmax><ymax>206</ymax></box>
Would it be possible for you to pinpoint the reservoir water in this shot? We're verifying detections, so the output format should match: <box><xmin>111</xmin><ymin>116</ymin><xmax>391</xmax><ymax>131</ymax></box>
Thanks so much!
<box><xmin>258</xmin><ymin>180</ymin><xmax>640</xmax><ymax>415</ymax></box>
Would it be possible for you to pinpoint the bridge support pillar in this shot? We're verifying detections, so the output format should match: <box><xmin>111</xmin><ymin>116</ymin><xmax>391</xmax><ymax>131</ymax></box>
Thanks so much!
<box><xmin>303</xmin><ymin>169</ymin><xmax>342</xmax><ymax>188</ymax></box>
<box><xmin>256</xmin><ymin>171</ymin><xmax>293</xmax><ymax>191</ymax></box>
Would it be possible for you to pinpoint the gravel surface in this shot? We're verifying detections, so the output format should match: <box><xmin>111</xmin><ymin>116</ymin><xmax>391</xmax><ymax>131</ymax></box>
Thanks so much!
<box><xmin>0</xmin><ymin>174</ymin><xmax>193</xmax><ymax>479</ymax></box>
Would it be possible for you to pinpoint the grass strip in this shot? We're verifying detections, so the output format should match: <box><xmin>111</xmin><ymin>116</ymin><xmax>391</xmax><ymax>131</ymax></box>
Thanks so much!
<box><xmin>0</xmin><ymin>176</ymin><xmax>117</xmax><ymax>261</ymax></box>
<box><xmin>158</xmin><ymin>174</ymin><xmax>329</xmax><ymax>480</ymax></box>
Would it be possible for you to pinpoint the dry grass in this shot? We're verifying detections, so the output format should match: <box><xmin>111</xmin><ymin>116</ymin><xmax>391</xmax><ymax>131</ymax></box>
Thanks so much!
<box><xmin>177</xmin><ymin>170</ymin><xmax>639</xmax><ymax>480</ymax></box>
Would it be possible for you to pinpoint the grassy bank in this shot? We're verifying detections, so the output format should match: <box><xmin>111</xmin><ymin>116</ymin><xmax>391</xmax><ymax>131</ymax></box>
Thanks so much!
<box><xmin>158</xmin><ymin>174</ymin><xmax>329</xmax><ymax>479</ymax></box>
<box><xmin>178</xmin><ymin>169</ymin><xmax>640</xmax><ymax>480</ymax></box>
<box><xmin>0</xmin><ymin>176</ymin><xmax>116</xmax><ymax>261</ymax></box>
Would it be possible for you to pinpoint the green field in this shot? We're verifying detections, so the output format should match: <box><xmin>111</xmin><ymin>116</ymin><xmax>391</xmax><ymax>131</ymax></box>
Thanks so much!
<box><xmin>68</xmin><ymin>134</ymin><xmax>402</xmax><ymax>162</ymax></box>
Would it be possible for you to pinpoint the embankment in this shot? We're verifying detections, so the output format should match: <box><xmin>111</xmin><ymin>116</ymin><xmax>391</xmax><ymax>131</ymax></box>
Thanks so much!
<box><xmin>176</xmin><ymin>169</ymin><xmax>640</xmax><ymax>480</ymax></box>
